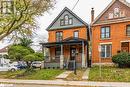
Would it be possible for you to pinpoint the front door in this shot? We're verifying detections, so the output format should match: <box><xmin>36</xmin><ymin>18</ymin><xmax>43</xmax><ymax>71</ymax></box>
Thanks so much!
<box><xmin>68</xmin><ymin>47</ymin><xmax>76</xmax><ymax>70</ymax></box>
<box><xmin>70</xmin><ymin>47</ymin><xmax>76</xmax><ymax>60</ymax></box>
<box><xmin>121</xmin><ymin>42</ymin><xmax>129</xmax><ymax>52</ymax></box>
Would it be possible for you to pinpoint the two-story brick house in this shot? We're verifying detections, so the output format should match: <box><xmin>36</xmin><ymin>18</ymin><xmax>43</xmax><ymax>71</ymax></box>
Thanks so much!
<box><xmin>41</xmin><ymin>7</ymin><xmax>90</xmax><ymax>69</ymax></box>
<box><xmin>92</xmin><ymin>0</ymin><xmax>130</xmax><ymax>64</ymax></box>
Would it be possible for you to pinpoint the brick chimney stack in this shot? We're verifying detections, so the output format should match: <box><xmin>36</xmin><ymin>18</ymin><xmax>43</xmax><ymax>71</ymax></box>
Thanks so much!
<box><xmin>91</xmin><ymin>8</ymin><xmax>94</xmax><ymax>23</ymax></box>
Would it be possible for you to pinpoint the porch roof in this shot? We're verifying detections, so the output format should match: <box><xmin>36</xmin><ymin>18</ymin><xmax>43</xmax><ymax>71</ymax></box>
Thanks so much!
<box><xmin>40</xmin><ymin>37</ymin><xmax>88</xmax><ymax>47</ymax></box>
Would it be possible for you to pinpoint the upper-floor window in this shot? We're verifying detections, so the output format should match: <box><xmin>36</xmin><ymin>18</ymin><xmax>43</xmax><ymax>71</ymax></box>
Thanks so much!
<box><xmin>101</xmin><ymin>27</ymin><xmax>110</xmax><ymax>39</ymax></box>
<box><xmin>56</xmin><ymin>32</ymin><xmax>63</xmax><ymax>42</ymax></box>
<box><xmin>74</xmin><ymin>31</ymin><xmax>79</xmax><ymax>38</ymax></box>
<box><xmin>60</xmin><ymin>14</ymin><xmax>73</xmax><ymax>26</ymax></box>
<box><xmin>126</xmin><ymin>25</ymin><xmax>130</xmax><ymax>36</ymax></box>
<box><xmin>1</xmin><ymin>1</ymin><xmax>13</xmax><ymax>14</ymax></box>
<box><xmin>101</xmin><ymin>44</ymin><xmax>112</xmax><ymax>58</ymax></box>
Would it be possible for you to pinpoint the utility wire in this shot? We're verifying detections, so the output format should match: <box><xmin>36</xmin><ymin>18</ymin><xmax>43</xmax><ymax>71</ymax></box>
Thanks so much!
<box><xmin>72</xmin><ymin>0</ymin><xmax>80</xmax><ymax>11</ymax></box>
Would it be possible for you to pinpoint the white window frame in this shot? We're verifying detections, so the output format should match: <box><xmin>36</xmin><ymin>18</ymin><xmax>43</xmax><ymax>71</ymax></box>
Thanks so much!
<box><xmin>100</xmin><ymin>44</ymin><xmax>112</xmax><ymax>58</ymax></box>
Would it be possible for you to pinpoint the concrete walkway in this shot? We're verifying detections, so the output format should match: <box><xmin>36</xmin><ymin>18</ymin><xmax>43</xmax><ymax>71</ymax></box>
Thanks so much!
<box><xmin>82</xmin><ymin>68</ymin><xmax>90</xmax><ymax>80</ymax></box>
<box><xmin>56</xmin><ymin>71</ymin><xmax>72</xmax><ymax>79</ymax></box>
<box><xmin>0</xmin><ymin>79</ymin><xmax>130</xmax><ymax>87</ymax></box>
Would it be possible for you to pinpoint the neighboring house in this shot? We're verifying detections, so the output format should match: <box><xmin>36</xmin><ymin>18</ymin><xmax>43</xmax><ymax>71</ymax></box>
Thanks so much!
<box><xmin>91</xmin><ymin>0</ymin><xmax>130</xmax><ymax>64</ymax></box>
<box><xmin>0</xmin><ymin>46</ymin><xmax>10</xmax><ymax>66</ymax></box>
<box><xmin>41</xmin><ymin>7</ymin><xmax>90</xmax><ymax>69</ymax></box>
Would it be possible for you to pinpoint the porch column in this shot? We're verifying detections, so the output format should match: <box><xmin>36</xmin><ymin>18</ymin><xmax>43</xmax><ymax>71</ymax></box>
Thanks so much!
<box><xmin>82</xmin><ymin>41</ymin><xmax>86</xmax><ymax>68</ymax></box>
<box><xmin>60</xmin><ymin>44</ymin><xmax>64</xmax><ymax>69</ymax></box>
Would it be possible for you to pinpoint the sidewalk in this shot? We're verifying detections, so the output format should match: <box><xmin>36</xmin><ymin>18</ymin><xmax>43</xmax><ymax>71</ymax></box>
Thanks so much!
<box><xmin>0</xmin><ymin>79</ymin><xmax>130</xmax><ymax>87</ymax></box>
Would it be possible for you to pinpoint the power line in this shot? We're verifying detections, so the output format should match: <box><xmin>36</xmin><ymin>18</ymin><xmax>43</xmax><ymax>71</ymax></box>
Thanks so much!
<box><xmin>72</xmin><ymin>0</ymin><xmax>80</xmax><ymax>11</ymax></box>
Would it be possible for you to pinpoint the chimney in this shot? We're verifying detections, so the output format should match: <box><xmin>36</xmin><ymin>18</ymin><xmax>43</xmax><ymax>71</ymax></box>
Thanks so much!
<box><xmin>91</xmin><ymin>8</ymin><xmax>94</xmax><ymax>23</ymax></box>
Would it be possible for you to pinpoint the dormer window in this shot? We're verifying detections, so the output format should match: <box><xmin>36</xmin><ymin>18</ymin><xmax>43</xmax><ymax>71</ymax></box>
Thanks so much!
<box><xmin>60</xmin><ymin>14</ymin><xmax>73</xmax><ymax>26</ymax></box>
<box><xmin>1</xmin><ymin>1</ymin><xmax>14</xmax><ymax>14</ymax></box>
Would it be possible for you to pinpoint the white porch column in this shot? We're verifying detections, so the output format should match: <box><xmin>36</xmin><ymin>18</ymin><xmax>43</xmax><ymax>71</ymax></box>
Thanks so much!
<box><xmin>60</xmin><ymin>44</ymin><xmax>64</xmax><ymax>69</ymax></box>
<box><xmin>82</xmin><ymin>41</ymin><xmax>86</xmax><ymax>68</ymax></box>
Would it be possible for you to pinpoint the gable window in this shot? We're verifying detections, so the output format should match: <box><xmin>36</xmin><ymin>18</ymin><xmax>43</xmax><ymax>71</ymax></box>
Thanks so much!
<box><xmin>126</xmin><ymin>25</ymin><xmax>130</xmax><ymax>36</ymax></box>
<box><xmin>60</xmin><ymin>14</ymin><xmax>73</xmax><ymax>26</ymax></box>
<box><xmin>74</xmin><ymin>31</ymin><xmax>79</xmax><ymax>38</ymax></box>
<box><xmin>56</xmin><ymin>32</ymin><xmax>63</xmax><ymax>42</ymax></box>
<box><xmin>101</xmin><ymin>27</ymin><xmax>110</xmax><ymax>39</ymax></box>
<box><xmin>101</xmin><ymin>44</ymin><xmax>112</xmax><ymax>58</ymax></box>
<box><xmin>1</xmin><ymin>1</ymin><xmax>13</xmax><ymax>14</ymax></box>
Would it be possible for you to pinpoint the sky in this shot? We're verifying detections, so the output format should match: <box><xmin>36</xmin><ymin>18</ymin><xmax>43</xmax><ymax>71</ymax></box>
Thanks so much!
<box><xmin>1</xmin><ymin>0</ymin><xmax>130</xmax><ymax>51</ymax></box>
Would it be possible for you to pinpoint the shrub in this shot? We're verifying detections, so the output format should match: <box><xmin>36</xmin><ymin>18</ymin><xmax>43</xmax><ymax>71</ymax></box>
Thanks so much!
<box><xmin>112</xmin><ymin>52</ymin><xmax>130</xmax><ymax>68</ymax></box>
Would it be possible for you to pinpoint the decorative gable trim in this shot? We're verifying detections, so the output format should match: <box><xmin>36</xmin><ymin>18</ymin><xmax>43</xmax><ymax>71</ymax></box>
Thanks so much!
<box><xmin>46</xmin><ymin>7</ymin><xmax>88</xmax><ymax>31</ymax></box>
<box><xmin>92</xmin><ymin>0</ymin><xmax>130</xmax><ymax>25</ymax></box>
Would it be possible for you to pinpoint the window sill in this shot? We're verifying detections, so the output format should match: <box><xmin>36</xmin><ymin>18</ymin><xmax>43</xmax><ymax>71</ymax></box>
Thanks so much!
<box><xmin>100</xmin><ymin>38</ymin><xmax>111</xmax><ymax>40</ymax></box>
<box><xmin>101</xmin><ymin>57</ymin><xmax>111</xmax><ymax>59</ymax></box>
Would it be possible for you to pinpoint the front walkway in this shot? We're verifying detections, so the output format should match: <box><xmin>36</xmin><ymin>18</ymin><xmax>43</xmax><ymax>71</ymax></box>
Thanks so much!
<box><xmin>0</xmin><ymin>79</ymin><xmax>130</xmax><ymax>87</ymax></box>
<box><xmin>56</xmin><ymin>71</ymin><xmax>72</xmax><ymax>79</ymax></box>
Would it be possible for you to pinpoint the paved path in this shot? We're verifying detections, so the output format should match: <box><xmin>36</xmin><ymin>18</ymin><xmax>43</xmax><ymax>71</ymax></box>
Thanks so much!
<box><xmin>56</xmin><ymin>71</ymin><xmax>72</xmax><ymax>79</ymax></box>
<box><xmin>82</xmin><ymin>68</ymin><xmax>90</xmax><ymax>80</ymax></box>
<box><xmin>0</xmin><ymin>79</ymin><xmax>130</xmax><ymax>87</ymax></box>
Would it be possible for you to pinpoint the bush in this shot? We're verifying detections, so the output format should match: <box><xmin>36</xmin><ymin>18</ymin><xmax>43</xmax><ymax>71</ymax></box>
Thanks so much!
<box><xmin>112</xmin><ymin>52</ymin><xmax>130</xmax><ymax>68</ymax></box>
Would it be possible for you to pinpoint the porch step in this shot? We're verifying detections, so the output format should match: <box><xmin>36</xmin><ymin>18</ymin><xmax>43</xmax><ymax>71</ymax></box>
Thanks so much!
<box><xmin>82</xmin><ymin>68</ymin><xmax>90</xmax><ymax>80</ymax></box>
<box><xmin>56</xmin><ymin>71</ymin><xmax>72</xmax><ymax>79</ymax></box>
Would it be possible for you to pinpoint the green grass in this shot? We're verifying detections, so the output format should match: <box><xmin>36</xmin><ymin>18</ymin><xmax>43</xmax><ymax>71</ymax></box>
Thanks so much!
<box><xmin>89</xmin><ymin>66</ymin><xmax>130</xmax><ymax>82</ymax></box>
<box><xmin>0</xmin><ymin>69</ymin><xmax>64</xmax><ymax>80</ymax></box>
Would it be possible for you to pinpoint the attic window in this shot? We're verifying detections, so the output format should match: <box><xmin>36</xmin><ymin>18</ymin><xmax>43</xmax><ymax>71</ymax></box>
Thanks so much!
<box><xmin>60</xmin><ymin>14</ymin><xmax>73</xmax><ymax>26</ymax></box>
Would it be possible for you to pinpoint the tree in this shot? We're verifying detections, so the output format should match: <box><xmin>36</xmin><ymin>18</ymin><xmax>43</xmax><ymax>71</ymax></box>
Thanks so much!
<box><xmin>0</xmin><ymin>0</ymin><xmax>55</xmax><ymax>41</ymax></box>
<box><xmin>24</xmin><ymin>52</ymin><xmax>44</xmax><ymax>68</ymax></box>
<box><xmin>8</xmin><ymin>45</ymin><xmax>34</xmax><ymax>61</ymax></box>
<box><xmin>19</xmin><ymin>37</ymin><xmax>33</xmax><ymax>47</ymax></box>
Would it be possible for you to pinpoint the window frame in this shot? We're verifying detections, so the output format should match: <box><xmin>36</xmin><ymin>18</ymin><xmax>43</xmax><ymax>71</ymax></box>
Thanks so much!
<box><xmin>56</xmin><ymin>31</ymin><xmax>63</xmax><ymax>42</ymax></box>
<box><xmin>100</xmin><ymin>26</ymin><xmax>110</xmax><ymax>39</ymax></box>
<box><xmin>73</xmin><ymin>30</ymin><xmax>79</xmax><ymax>39</ymax></box>
<box><xmin>126</xmin><ymin>25</ymin><xmax>130</xmax><ymax>37</ymax></box>
<box><xmin>1</xmin><ymin>1</ymin><xmax>14</xmax><ymax>14</ymax></box>
<box><xmin>100</xmin><ymin>44</ymin><xmax>112</xmax><ymax>58</ymax></box>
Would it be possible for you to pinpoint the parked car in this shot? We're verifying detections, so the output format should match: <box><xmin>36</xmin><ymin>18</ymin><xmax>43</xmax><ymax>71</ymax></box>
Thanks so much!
<box><xmin>31</xmin><ymin>61</ymin><xmax>42</xmax><ymax>68</ymax></box>
<box><xmin>10</xmin><ymin>61</ymin><xmax>27</xmax><ymax>69</ymax></box>
<box><xmin>0</xmin><ymin>64</ymin><xmax>18</xmax><ymax>72</ymax></box>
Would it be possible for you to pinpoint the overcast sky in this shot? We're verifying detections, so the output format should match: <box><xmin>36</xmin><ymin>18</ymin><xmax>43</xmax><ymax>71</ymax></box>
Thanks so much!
<box><xmin>1</xmin><ymin>0</ymin><xmax>130</xmax><ymax>50</ymax></box>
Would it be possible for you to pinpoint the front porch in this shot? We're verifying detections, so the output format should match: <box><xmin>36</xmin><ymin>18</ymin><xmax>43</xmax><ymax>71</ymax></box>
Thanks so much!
<box><xmin>41</xmin><ymin>38</ymin><xmax>89</xmax><ymax>69</ymax></box>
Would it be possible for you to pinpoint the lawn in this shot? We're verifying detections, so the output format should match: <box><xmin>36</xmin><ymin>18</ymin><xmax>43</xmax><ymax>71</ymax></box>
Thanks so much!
<box><xmin>0</xmin><ymin>69</ymin><xmax>64</xmax><ymax>80</ymax></box>
<box><xmin>89</xmin><ymin>66</ymin><xmax>130</xmax><ymax>82</ymax></box>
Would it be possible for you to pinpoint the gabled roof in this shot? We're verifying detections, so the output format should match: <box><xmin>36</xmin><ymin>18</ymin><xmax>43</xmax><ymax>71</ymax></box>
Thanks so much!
<box><xmin>46</xmin><ymin>7</ymin><xmax>88</xmax><ymax>31</ymax></box>
<box><xmin>92</xmin><ymin>0</ymin><xmax>130</xmax><ymax>25</ymax></box>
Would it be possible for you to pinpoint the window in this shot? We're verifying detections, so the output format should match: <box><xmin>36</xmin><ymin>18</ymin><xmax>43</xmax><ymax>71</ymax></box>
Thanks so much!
<box><xmin>1</xmin><ymin>1</ymin><xmax>13</xmax><ymax>14</ymax></box>
<box><xmin>60</xmin><ymin>14</ymin><xmax>73</xmax><ymax>26</ymax></box>
<box><xmin>74</xmin><ymin>31</ymin><xmax>79</xmax><ymax>38</ymax></box>
<box><xmin>101</xmin><ymin>44</ymin><xmax>112</xmax><ymax>58</ymax></box>
<box><xmin>126</xmin><ymin>25</ymin><xmax>130</xmax><ymax>36</ymax></box>
<box><xmin>56</xmin><ymin>32</ymin><xmax>63</xmax><ymax>42</ymax></box>
<box><xmin>101</xmin><ymin>27</ymin><xmax>110</xmax><ymax>39</ymax></box>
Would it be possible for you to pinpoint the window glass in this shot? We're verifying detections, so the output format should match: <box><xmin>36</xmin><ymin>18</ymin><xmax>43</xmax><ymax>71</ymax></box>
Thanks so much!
<box><xmin>74</xmin><ymin>31</ymin><xmax>79</xmax><ymax>38</ymax></box>
<box><xmin>56</xmin><ymin>32</ymin><xmax>63</xmax><ymax>42</ymax></box>
<box><xmin>101</xmin><ymin>44</ymin><xmax>111</xmax><ymax>58</ymax></box>
<box><xmin>69</xmin><ymin>18</ymin><xmax>73</xmax><ymax>25</ymax></box>
<box><xmin>127</xmin><ymin>25</ymin><xmax>130</xmax><ymax>36</ymax></box>
<box><xmin>101</xmin><ymin>27</ymin><xmax>110</xmax><ymax>39</ymax></box>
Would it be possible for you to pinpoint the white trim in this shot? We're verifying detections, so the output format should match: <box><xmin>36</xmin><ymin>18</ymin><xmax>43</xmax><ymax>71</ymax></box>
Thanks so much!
<box><xmin>100</xmin><ymin>42</ymin><xmax>112</xmax><ymax>45</ymax></box>
<box><xmin>120</xmin><ymin>40</ymin><xmax>130</xmax><ymax>42</ymax></box>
